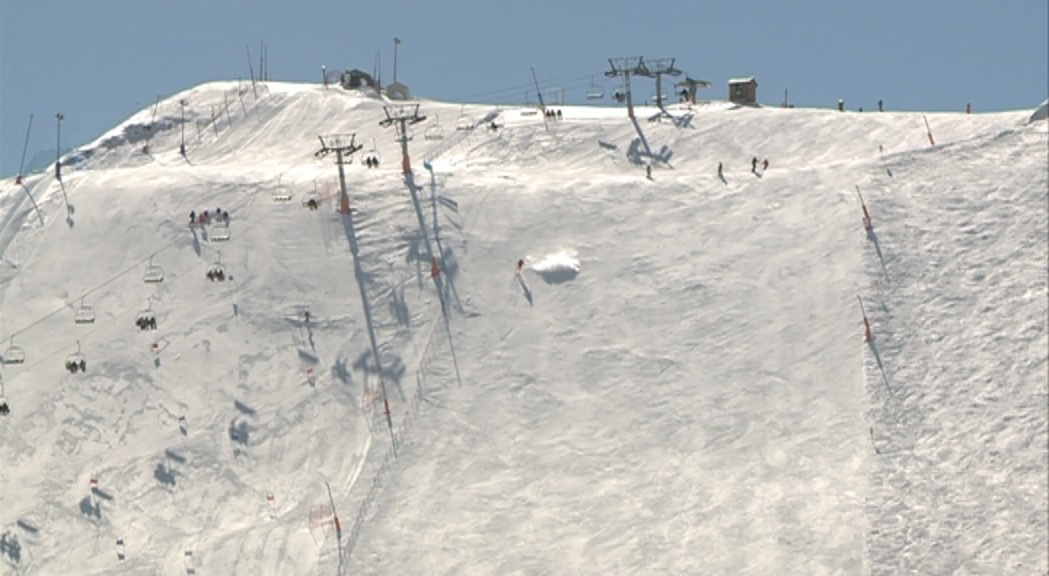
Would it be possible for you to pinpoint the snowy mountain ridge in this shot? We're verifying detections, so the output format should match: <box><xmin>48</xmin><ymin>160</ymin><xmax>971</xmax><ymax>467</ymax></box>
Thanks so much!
<box><xmin>0</xmin><ymin>81</ymin><xmax>1046</xmax><ymax>575</ymax></box>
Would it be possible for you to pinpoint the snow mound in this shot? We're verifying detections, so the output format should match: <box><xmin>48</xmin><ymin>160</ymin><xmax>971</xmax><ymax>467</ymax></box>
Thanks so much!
<box><xmin>531</xmin><ymin>250</ymin><xmax>580</xmax><ymax>284</ymax></box>
<box><xmin>1030</xmin><ymin>99</ymin><xmax>1048</xmax><ymax>123</ymax></box>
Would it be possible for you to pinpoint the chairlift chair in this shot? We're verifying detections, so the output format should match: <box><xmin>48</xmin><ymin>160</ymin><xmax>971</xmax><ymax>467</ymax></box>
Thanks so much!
<box><xmin>613</xmin><ymin>88</ymin><xmax>627</xmax><ymax>103</ymax></box>
<box><xmin>455</xmin><ymin>106</ymin><xmax>474</xmax><ymax>131</ymax></box>
<box><xmin>361</xmin><ymin>138</ymin><xmax>380</xmax><ymax>168</ymax></box>
<box><xmin>206</xmin><ymin>253</ymin><xmax>227</xmax><ymax>282</ymax></box>
<box><xmin>586</xmin><ymin>76</ymin><xmax>605</xmax><ymax>100</ymax></box>
<box><xmin>135</xmin><ymin>308</ymin><xmax>157</xmax><ymax>331</ymax></box>
<box><xmin>272</xmin><ymin>185</ymin><xmax>293</xmax><ymax>202</ymax></box>
<box><xmin>2</xmin><ymin>338</ymin><xmax>25</xmax><ymax>365</ymax></box>
<box><xmin>64</xmin><ymin>341</ymin><xmax>87</xmax><ymax>374</ymax></box>
<box><xmin>143</xmin><ymin>257</ymin><xmax>165</xmax><ymax>284</ymax></box>
<box><xmin>210</xmin><ymin>224</ymin><xmax>231</xmax><ymax>242</ymax></box>
<box><xmin>73</xmin><ymin>297</ymin><xmax>96</xmax><ymax>324</ymax></box>
<box><xmin>424</xmin><ymin>115</ymin><xmax>444</xmax><ymax>141</ymax></box>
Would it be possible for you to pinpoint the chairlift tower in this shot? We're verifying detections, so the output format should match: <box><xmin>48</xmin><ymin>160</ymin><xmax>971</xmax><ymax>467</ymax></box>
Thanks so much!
<box><xmin>646</xmin><ymin>58</ymin><xmax>682</xmax><ymax>110</ymax></box>
<box><xmin>605</xmin><ymin>57</ymin><xmax>649</xmax><ymax>119</ymax></box>
<box><xmin>379</xmin><ymin>104</ymin><xmax>426</xmax><ymax>175</ymax></box>
<box><xmin>315</xmin><ymin>134</ymin><xmax>363</xmax><ymax>214</ymax></box>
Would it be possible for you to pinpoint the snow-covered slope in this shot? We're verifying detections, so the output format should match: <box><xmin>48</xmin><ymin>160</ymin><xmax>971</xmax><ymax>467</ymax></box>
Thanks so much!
<box><xmin>0</xmin><ymin>82</ymin><xmax>1045</xmax><ymax>575</ymax></box>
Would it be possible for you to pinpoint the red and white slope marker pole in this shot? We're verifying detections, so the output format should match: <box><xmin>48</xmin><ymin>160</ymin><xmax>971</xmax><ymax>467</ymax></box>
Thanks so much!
<box><xmin>855</xmin><ymin>186</ymin><xmax>873</xmax><ymax>232</ymax></box>
<box><xmin>266</xmin><ymin>492</ymin><xmax>277</xmax><ymax>519</ymax></box>
<box><xmin>89</xmin><ymin>475</ymin><xmax>99</xmax><ymax>507</ymax></box>
<box><xmin>857</xmin><ymin>295</ymin><xmax>873</xmax><ymax>343</ymax></box>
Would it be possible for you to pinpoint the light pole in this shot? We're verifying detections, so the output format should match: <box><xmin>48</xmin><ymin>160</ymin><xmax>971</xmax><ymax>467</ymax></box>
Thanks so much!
<box><xmin>393</xmin><ymin>37</ymin><xmax>401</xmax><ymax>84</ymax></box>
<box><xmin>179</xmin><ymin>99</ymin><xmax>188</xmax><ymax>156</ymax></box>
<box><xmin>55</xmin><ymin>113</ymin><xmax>64</xmax><ymax>180</ymax></box>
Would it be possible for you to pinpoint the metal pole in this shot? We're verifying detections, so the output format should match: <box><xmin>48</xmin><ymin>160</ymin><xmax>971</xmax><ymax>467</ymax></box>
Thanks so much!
<box><xmin>55</xmin><ymin>113</ymin><xmax>64</xmax><ymax>180</ymax></box>
<box><xmin>393</xmin><ymin>37</ymin><xmax>399</xmax><ymax>84</ymax></box>
<box><xmin>179</xmin><ymin>99</ymin><xmax>187</xmax><ymax>156</ymax></box>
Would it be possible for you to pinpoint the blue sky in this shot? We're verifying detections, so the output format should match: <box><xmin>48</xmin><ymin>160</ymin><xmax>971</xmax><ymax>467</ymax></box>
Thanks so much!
<box><xmin>1</xmin><ymin>0</ymin><xmax>1046</xmax><ymax>177</ymax></box>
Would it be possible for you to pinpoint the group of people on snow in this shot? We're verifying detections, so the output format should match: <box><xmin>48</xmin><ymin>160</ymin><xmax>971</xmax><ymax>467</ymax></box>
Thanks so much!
<box><xmin>544</xmin><ymin>109</ymin><xmax>563</xmax><ymax>121</ymax></box>
<box><xmin>189</xmin><ymin>208</ymin><xmax>230</xmax><ymax>227</ymax></box>
<box><xmin>838</xmin><ymin>98</ymin><xmax>885</xmax><ymax>113</ymax></box>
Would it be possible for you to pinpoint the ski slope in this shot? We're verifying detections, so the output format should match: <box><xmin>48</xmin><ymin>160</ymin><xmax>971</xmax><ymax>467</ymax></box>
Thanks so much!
<box><xmin>0</xmin><ymin>81</ymin><xmax>1045</xmax><ymax>575</ymax></box>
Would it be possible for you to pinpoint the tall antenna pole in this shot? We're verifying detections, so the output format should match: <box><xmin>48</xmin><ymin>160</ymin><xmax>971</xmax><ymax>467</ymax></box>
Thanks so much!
<box><xmin>530</xmin><ymin>67</ymin><xmax>549</xmax><ymax>131</ymax></box>
<box><xmin>16</xmin><ymin>113</ymin><xmax>33</xmax><ymax>185</ymax></box>
<box><xmin>179</xmin><ymin>99</ymin><xmax>188</xmax><ymax>157</ymax></box>
<box><xmin>55</xmin><ymin>113</ymin><xmax>64</xmax><ymax>180</ymax></box>
<box><xmin>393</xmin><ymin>37</ymin><xmax>401</xmax><ymax>84</ymax></box>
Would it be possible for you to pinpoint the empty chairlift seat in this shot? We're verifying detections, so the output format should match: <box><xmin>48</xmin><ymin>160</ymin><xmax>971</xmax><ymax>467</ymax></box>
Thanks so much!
<box><xmin>424</xmin><ymin>115</ymin><xmax>444</xmax><ymax>140</ymax></box>
<box><xmin>73</xmin><ymin>297</ymin><xmax>97</xmax><ymax>325</ymax></box>
<box><xmin>2</xmin><ymin>339</ymin><xmax>25</xmax><ymax>365</ymax></box>
<box><xmin>272</xmin><ymin>186</ymin><xmax>293</xmax><ymax>202</ymax></box>
<box><xmin>586</xmin><ymin>76</ymin><xmax>605</xmax><ymax>100</ymax></box>
<box><xmin>210</xmin><ymin>224</ymin><xmax>231</xmax><ymax>242</ymax></box>
<box><xmin>143</xmin><ymin>257</ymin><xmax>165</xmax><ymax>284</ymax></box>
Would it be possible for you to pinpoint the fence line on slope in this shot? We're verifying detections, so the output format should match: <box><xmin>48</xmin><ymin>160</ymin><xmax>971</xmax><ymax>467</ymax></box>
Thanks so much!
<box><xmin>341</xmin><ymin>312</ymin><xmax>455</xmax><ymax>564</ymax></box>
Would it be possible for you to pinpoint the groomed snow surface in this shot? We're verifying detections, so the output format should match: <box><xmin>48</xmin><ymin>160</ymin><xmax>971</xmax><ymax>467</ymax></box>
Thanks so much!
<box><xmin>0</xmin><ymin>82</ymin><xmax>1046</xmax><ymax>575</ymax></box>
